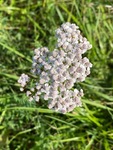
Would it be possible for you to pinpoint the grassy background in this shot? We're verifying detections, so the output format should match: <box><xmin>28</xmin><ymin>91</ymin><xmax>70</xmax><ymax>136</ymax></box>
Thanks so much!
<box><xmin>0</xmin><ymin>0</ymin><xmax>113</xmax><ymax>149</ymax></box>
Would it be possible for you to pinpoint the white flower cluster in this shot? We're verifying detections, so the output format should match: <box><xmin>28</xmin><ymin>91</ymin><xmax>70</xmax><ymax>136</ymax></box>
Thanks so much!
<box><xmin>18</xmin><ymin>73</ymin><xmax>29</xmax><ymax>91</ymax></box>
<box><xmin>18</xmin><ymin>22</ymin><xmax>92</xmax><ymax>113</ymax></box>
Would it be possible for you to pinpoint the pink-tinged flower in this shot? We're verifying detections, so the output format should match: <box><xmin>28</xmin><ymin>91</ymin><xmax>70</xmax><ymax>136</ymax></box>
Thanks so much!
<box><xmin>18</xmin><ymin>22</ymin><xmax>92</xmax><ymax>113</ymax></box>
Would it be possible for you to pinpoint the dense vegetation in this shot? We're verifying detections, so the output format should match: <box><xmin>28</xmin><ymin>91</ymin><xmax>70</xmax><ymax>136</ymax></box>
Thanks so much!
<box><xmin>0</xmin><ymin>0</ymin><xmax>113</xmax><ymax>149</ymax></box>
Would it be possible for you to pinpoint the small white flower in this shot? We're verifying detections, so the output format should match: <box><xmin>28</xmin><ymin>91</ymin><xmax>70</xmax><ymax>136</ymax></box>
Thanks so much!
<box><xmin>20</xmin><ymin>87</ymin><xmax>24</xmax><ymax>91</ymax></box>
<box><xmin>40</xmin><ymin>78</ymin><xmax>46</xmax><ymax>84</ymax></box>
<box><xmin>29</xmin><ymin>96</ymin><xmax>33</xmax><ymax>102</ymax></box>
<box><xmin>44</xmin><ymin>94</ymin><xmax>49</xmax><ymax>100</ymax></box>
<box><xmin>26</xmin><ymin>91</ymin><xmax>31</xmax><ymax>97</ymax></box>
<box><xmin>18</xmin><ymin>73</ymin><xmax>29</xmax><ymax>87</ymax></box>
<box><xmin>35</xmin><ymin>95</ymin><xmax>39</xmax><ymax>102</ymax></box>
<box><xmin>36</xmin><ymin>85</ymin><xmax>41</xmax><ymax>90</ymax></box>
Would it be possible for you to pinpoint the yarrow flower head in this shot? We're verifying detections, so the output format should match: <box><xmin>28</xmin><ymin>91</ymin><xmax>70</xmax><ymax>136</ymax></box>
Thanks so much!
<box><xmin>18</xmin><ymin>22</ymin><xmax>92</xmax><ymax>114</ymax></box>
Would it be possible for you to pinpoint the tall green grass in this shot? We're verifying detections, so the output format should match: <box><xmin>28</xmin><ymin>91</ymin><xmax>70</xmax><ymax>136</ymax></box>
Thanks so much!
<box><xmin>0</xmin><ymin>0</ymin><xmax>113</xmax><ymax>149</ymax></box>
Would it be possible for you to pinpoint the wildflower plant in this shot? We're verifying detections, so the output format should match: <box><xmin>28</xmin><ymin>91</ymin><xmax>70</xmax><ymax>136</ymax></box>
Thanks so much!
<box><xmin>18</xmin><ymin>22</ymin><xmax>92</xmax><ymax>114</ymax></box>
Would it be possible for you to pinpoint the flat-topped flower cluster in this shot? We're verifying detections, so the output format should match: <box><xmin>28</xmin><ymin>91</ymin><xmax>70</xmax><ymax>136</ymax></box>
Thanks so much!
<box><xmin>18</xmin><ymin>22</ymin><xmax>92</xmax><ymax>113</ymax></box>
